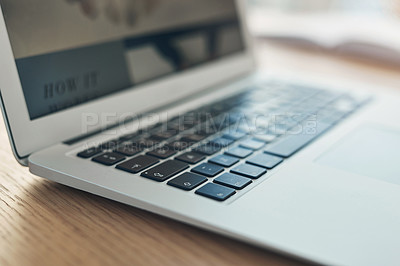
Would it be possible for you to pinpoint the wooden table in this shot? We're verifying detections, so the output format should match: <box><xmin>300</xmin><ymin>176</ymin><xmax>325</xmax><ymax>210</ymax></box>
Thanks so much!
<box><xmin>0</xmin><ymin>40</ymin><xmax>399</xmax><ymax>266</ymax></box>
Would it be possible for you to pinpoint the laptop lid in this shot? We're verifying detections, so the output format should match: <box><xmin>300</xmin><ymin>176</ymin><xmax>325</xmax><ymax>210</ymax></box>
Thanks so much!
<box><xmin>0</xmin><ymin>0</ymin><xmax>254</xmax><ymax>163</ymax></box>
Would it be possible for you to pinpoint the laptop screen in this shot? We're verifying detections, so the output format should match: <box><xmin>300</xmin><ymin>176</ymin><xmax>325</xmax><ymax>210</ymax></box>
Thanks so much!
<box><xmin>0</xmin><ymin>0</ymin><xmax>244</xmax><ymax>120</ymax></box>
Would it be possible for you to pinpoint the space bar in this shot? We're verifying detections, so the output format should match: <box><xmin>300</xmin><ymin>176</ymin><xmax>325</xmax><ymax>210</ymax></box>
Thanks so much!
<box><xmin>264</xmin><ymin>122</ymin><xmax>332</xmax><ymax>158</ymax></box>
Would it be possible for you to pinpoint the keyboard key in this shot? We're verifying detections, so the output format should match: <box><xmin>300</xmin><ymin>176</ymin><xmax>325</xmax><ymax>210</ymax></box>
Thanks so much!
<box><xmin>209</xmin><ymin>137</ymin><xmax>234</xmax><ymax>148</ymax></box>
<box><xmin>225</xmin><ymin>146</ymin><xmax>253</xmax><ymax>158</ymax></box>
<box><xmin>181</xmin><ymin>134</ymin><xmax>206</xmax><ymax>143</ymax></box>
<box><xmin>193</xmin><ymin>144</ymin><xmax>221</xmax><ymax>155</ymax></box>
<box><xmin>175</xmin><ymin>152</ymin><xmax>205</xmax><ymax>164</ymax></box>
<box><xmin>222</xmin><ymin>130</ymin><xmax>247</xmax><ymax>140</ymax></box>
<box><xmin>133</xmin><ymin>138</ymin><xmax>159</xmax><ymax>149</ymax></box>
<box><xmin>167</xmin><ymin>172</ymin><xmax>207</xmax><ymax>191</ymax></box>
<box><xmin>214</xmin><ymin>173</ymin><xmax>252</xmax><ymax>190</ymax></box>
<box><xmin>247</xmin><ymin>153</ymin><xmax>283</xmax><ymax>169</ymax></box>
<box><xmin>77</xmin><ymin>147</ymin><xmax>102</xmax><ymax>158</ymax></box>
<box><xmin>209</xmin><ymin>155</ymin><xmax>239</xmax><ymax>167</ymax></box>
<box><xmin>192</xmin><ymin>163</ymin><xmax>224</xmax><ymax>177</ymax></box>
<box><xmin>231</xmin><ymin>164</ymin><xmax>267</xmax><ymax>179</ymax></box>
<box><xmin>115</xmin><ymin>144</ymin><xmax>142</xmax><ymax>156</ymax></box>
<box><xmin>141</xmin><ymin>160</ymin><xmax>189</xmax><ymax>182</ymax></box>
<box><xmin>239</xmin><ymin>139</ymin><xmax>265</xmax><ymax>150</ymax></box>
<box><xmin>116</xmin><ymin>155</ymin><xmax>159</xmax><ymax>174</ymax></box>
<box><xmin>147</xmin><ymin>145</ymin><xmax>177</xmax><ymax>159</ymax></box>
<box><xmin>92</xmin><ymin>152</ymin><xmax>125</xmax><ymax>166</ymax></box>
<box><xmin>264</xmin><ymin>122</ymin><xmax>331</xmax><ymax>157</ymax></box>
<box><xmin>253</xmin><ymin>134</ymin><xmax>277</xmax><ymax>143</ymax></box>
<box><xmin>195</xmin><ymin>183</ymin><xmax>236</xmax><ymax>201</ymax></box>
<box><xmin>149</xmin><ymin>131</ymin><xmax>177</xmax><ymax>141</ymax></box>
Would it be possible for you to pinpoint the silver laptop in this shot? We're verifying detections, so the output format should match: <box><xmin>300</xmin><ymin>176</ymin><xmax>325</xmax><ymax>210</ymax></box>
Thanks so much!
<box><xmin>1</xmin><ymin>1</ymin><xmax>400</xmax><ymax>265</ymax></box>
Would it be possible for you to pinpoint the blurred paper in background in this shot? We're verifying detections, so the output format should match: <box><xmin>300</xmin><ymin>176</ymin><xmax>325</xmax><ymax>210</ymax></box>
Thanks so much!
<box><xmin>248</xmin><ymin>0</ymin><xmax>400</xmax><ymax>66</ymax></box>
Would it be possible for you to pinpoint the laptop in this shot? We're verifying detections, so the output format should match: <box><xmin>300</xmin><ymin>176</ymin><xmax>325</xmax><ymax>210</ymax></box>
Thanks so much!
<box><xmin>1</xmin><ymin>1</ymin><xmax>400</xmax><ymax>265</ymax></box>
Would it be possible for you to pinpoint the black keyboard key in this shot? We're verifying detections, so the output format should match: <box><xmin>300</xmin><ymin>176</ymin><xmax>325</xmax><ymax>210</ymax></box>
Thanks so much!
<box><xmin>225</xmin><ymin>146</ymin><xmax>253</xmax><ymax>158</ymax></box>
<box><xmin>231</xmin><ymin>163</ymin><xmax>266</xmax><ymax>179</ymax></box>
<box><xmin>115</xmin><ymin>144</ymin><xmax>142</xmax><ymax>156</ymax></box>
<box><xmin>181</xmin><ymin>134</ymin><xmax>206</xmax><ymax>143</ymax></box>
<box><xmin>214</xmin><ymin>173</ymin><xmax>252</xmax><ymax>190</ymax></box>
<box><xmin>195</xmin><ymin>183</ymin><xmax>236</xmax><ymax>201</ymax></box>
<box><xmin>192</xmin><ymin>163</ymin><xmax>224</xmax><ymax>177</ymax></box>
<box><xmin>92</xmin><ymin>152</ymin><xmax>125</xmax><ymax>166</ymax></box>
<box><xmin>175</xmin><ymin>152</ymin><xmax>205</xmax><ymax>164</ymax></box>
<box><xmin>209</xmin><ymin>137</ymin><xmax>234</xmax><ymax>148</ymax></box>
<box><xmin>116</xmin><ymin>155</ymin><xmax>159</xmax><ymax>174</ymax></box>
<box><xmin>133</xmin><ymin>138</ymin><xmax>159</xmax><ymax>149</ymax></box>
<box><xmin>77</xmin><ymin>147</ymin><xmax>102</xmax><ymax>158</ymax></box>
<box><xmin>264</xmin><ymin>122</ymin><xmax>331</xmax><ymax>157</ymax></box>
<box><xmin>193</xmin><ymin>144</ymin><xmax>221</xmax><ymax>156</ymax></box>
<box><xmin>141</xmin><ymin>160</ymin><xmax>189</xmax><ymax>182</ymax></box>
<box><xmin>167</xmin><ymin>172</ymin><xmax>207</xmax><ymax>191</ymax></box>
<box><xmin>149</xmin><ymin>131</ymin><xmax>177</xmax><ymax>141</ymax></box>
<box><xmin>209</xmin><ymin>155</ymin><xmax>239</xmax><ymax>167</ymax></box>
<box><xmin>147</xmin><ymin>145</ymin><xmax>177</xmax><ymax>159</ymax></box>
<box><xmin>239</xmin><ymin>139</ymin><xmax>265</xmax><ymax>150</ymax></box>
<box><xmin>247</xmin><ymin>153</ymin><xmax>283</xmax><ymax>169</ymax></box>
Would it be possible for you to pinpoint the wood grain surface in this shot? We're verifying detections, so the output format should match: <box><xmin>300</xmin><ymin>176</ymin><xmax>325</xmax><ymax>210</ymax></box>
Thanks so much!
<box><xmin>0</xmin><ymin>41</ymin><xmax>399</xmax><ymax>266</ymax></box>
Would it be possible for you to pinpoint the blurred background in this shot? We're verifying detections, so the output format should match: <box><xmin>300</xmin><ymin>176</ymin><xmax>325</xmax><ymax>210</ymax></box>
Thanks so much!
<box><xmin>247</xmin><ymin>0</ymin><xmax>400</xmax><ymax>66</ymax></box>
<box><xmin>248</xmin><ymin>0</ymin><xmax>400</xmax><ymax>15</ymax></box>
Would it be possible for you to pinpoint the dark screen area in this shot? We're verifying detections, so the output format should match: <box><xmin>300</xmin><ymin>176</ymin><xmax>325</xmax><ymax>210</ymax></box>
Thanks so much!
<box><xmin>0</xmin><ymin>0</ymin><xmax>244</xmax><ymax>119</ymax></box>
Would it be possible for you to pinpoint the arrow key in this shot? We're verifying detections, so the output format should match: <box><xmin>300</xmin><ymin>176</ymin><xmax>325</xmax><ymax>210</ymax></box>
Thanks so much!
<box><xmin>195</xmin><ymin>183</ymin><xmax>236</xmax><ymax>201</ymax></box>
<box><xmin>141</xmin><ymin>160</ymin><xmax>189</xmax><ymax>182</ymax></box>
<box><xmin>167</xmin><ymin>173</ymin><xmax>207</xmax><ymax>191</ymax></box>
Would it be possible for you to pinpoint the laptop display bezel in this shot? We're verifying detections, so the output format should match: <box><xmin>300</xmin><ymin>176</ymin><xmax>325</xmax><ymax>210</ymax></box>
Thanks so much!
<box><xmin>0</xmin><ymin>0</ymin><xmax>255</xmax><ymax>162</ymax></box>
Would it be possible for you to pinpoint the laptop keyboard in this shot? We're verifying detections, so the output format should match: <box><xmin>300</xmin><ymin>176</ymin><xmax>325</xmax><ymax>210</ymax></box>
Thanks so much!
<box><xmin>76</xmin><ymin>83</ymin><xmax>368</xmax><ymax>201</ymax></box>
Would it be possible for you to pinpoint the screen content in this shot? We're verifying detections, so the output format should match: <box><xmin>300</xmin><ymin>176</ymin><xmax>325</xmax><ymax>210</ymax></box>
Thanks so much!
<box><xmin>0</xmin><ymin>0</ymin><xmax>244</xmax><ymax>120</ymax></box>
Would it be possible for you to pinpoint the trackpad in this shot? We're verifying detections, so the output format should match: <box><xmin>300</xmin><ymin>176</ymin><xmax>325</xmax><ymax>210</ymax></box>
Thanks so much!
<box><xmin>317</xmin><ymin>125</ymin><xmax>400</xmax><ymax>185</ymax></box>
